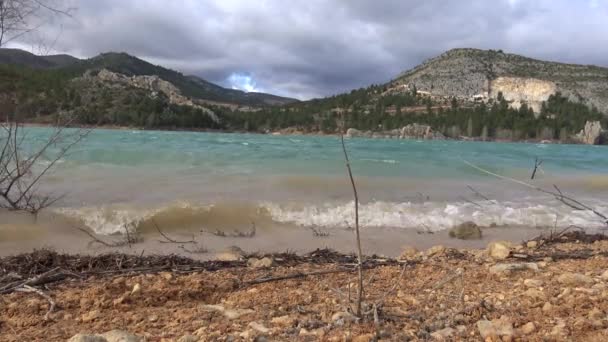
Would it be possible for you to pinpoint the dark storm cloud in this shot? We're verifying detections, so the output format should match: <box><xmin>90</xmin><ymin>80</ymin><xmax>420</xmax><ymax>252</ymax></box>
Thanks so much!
<box><xmin>11</xmin><ymin>0</ymin><xmax>608</xmax><ymax>99</ymax></box>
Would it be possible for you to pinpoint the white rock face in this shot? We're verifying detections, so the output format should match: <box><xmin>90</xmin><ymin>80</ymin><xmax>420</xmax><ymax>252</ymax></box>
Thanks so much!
<box><xmin>490</xmin><ymin>77</ymin><xmax>556</xmax><ymax>114</ymax></box>
<box><xmin>575</xmin><ymin>121</ymin><xmax>605</xmax><ymax>145</ymax></box>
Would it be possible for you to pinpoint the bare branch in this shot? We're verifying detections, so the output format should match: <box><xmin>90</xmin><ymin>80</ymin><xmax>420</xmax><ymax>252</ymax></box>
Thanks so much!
<box><xmin>462</xmin><ymin>158</ymin><xmax>608</xmax><ymax>225</ymax></box>
<box><xmin>340</xmin><ymin>119</ymin><xmax>364</xmax><ymax>317</ymax></box>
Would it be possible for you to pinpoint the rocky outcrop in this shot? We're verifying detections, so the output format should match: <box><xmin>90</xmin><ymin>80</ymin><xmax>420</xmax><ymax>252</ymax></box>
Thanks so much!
<box><xmin>89</xmin><ymin>69</ymin><xmax>219</xmax><ymax>122</ymax></box>
<box><xmin>346</xmin><ymin>124</ymin><xmax>445</xmax><ymax>140</ymax></box>
<box><xmin>393</xmin><ymin>48</ymin><xmax>608</xmax><ymax>114</ymax></box>
<box><xmin>574</xmin><ymin>120</ymin><xmax>606</xmax><ymax>145</ymax></box>
<box><xmin>489</xmin><ymin>77</ymin><xmax>556</xmax><ymax>114</ymax></box>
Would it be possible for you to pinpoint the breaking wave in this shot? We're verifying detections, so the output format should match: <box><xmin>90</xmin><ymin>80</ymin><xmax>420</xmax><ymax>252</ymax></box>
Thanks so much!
<box><xmin>55</xmin><ymin>199</ymin><xmax>608</xmax><ymax>235</ymax></box>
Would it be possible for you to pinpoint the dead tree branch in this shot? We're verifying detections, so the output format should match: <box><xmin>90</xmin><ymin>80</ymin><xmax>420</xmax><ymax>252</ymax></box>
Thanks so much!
<box><xmin>152</xmin><ymin>220</ymin><xmax>196</xmax><ymax>244</ymax></box>
<box><xmin>15</xmin><ymin>284</ymin><xmax>55</xmax><ymax>320</ymax></box>
<box><xmin>0</xmin><ymin>0</ymin><xmax>75</xmax><ymax>47</ymax></box>
<box><xmin>531</xmin><ymin>157</ymin><xmax>543</xmax><ymax>180</ymax></box>
<box><xmin>462</xmin><ymin>158</ymin><xmax>608</xmax><ymax>226</ymax></box>
<box><xmin>0</xmin><ymin>120</ymin><xmax>91</xmax><ymax>213</ymax></box>
<box><xmin>340</xmin><ymin>124</ymin><xmax>364</xmax><ymax>317</ymax></box>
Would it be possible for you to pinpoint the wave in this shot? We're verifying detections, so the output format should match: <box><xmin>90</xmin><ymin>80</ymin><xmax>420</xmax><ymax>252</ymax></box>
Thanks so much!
<box><xmin>54</xmin><ymin>199</ymin><xmax>608</xmax><ymax>235</ymax></box>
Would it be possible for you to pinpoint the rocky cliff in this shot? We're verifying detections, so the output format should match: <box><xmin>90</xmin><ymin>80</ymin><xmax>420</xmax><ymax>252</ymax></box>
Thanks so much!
<box><xmin>91</xmin><ymin>69</ymin><xmax>219</xmax><ymax>122</ymax></box>
<box><xmin>392</xmin><ymin>48</ymin><xmax>608</xmax><ymax>114</ymax></box>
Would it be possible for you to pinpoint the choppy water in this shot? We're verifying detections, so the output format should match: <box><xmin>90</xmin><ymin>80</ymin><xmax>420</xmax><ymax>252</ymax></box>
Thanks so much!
<box><xmin>5</xmin><ymin>127</ymin><xmax>608</xmax><ymax>235</ymax></box>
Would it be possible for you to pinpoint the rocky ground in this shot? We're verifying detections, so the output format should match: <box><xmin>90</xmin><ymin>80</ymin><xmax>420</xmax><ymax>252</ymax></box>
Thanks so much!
<box><xmin>1</xmin><ymin>232</ymin><xmax>608</xmax><ymax>341</ymax></box>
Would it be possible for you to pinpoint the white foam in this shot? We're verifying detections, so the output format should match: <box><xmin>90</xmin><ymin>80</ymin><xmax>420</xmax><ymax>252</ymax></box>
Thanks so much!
<box><xmin>263</xmin><ymin>200</ymin><xmax>608</xmax><ymax>231</ymax></box>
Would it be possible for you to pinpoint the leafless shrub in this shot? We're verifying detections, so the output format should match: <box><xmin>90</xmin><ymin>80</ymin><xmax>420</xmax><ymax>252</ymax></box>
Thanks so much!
<box><xmin>0</xmin><ymin>120</ymin><xmax>90</xmax><ymax>214</ymax></box>
<box><xmin>0</xmin><ymin>0</ymin><xmax>75</xmax><ymax>48</ymax></box>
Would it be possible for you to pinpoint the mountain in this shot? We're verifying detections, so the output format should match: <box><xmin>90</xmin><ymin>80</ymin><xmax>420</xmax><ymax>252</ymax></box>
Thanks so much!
<box><xmin>229</xmin><ymin>48</ymin><xmax>608</xmax><ymax>142</ymax></box>
<box><xmin>0</xmin><ymin>48</ymin><xmax>81</xmax><ymax>69</ymax></box>
<box><xmin>0</xmin><ymin>49</ymin><xmax>297</xmax><ymax>107</ymax></box>
<box><xmin>391</xmin><ymin>48</ymin><xmax>608</xmax><ymax>114</ymax></box>
<box><xmin>66</xmin><ymin>52</ymin><xmax>297</xmax><ymax>107</ymax></box>
<box><xmin>0</xmin><ymin>47</ymin><xmax>606</xmax><ymax>143</ymax></box>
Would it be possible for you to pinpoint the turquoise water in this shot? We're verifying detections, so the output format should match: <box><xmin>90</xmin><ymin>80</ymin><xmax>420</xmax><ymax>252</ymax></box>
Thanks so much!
<box><xmin>8</xmin><ymin>127</ymin><xmax>608</xmax><ymax>234</ymax></box>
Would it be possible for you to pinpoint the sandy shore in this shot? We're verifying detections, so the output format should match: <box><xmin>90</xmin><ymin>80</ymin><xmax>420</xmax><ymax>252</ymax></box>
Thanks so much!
<box><xmin>0</xmin><ymin>219</ymin><xmax>547</xmax><ymax>259</ymax></box>
<box><xmin>1</xmin><ymin>232</ymin><xmax>608</xmax><ymax>341</ymax></box>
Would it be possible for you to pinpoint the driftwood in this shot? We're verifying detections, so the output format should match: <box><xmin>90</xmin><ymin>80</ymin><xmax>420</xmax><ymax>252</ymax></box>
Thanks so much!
<box><xmin>153</xmin><ymin>220</ymin><xmax>196</xmax><ymax>244</ymax></box>
<box><xmin>15</xmin><ymin>285</ymin><xmax>55</xmax><ymax>320</ymax></box>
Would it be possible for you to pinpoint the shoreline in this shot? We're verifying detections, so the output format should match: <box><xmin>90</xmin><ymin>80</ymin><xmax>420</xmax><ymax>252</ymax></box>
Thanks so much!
<box><xmin>2</xmin><ymin>231</ymin><xmax>607</xmax><ymax>341</ymax></box>
<box><xmin>19</xmin><ymin>121</ymin><xmax>587</xmax><ymax>146</ymax></box>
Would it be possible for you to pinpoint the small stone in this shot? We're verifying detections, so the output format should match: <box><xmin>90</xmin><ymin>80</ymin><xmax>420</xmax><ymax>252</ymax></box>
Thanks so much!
<box><xmin>430</xmin><ymin>327</ymin><xmax>455</xmax><ymax>340</ymax></box>
<box><xmin>271</xmin><ymin>315</ymin><xmax>297</xmax><ymax>327</ymax></box>
<box><xmin>199</xmin><ymin>304</ymin><xmax>254</xmax><ymax>320</ymax></box>
<box><xmin>216</xmin><ymin>246</ymin><xmax>244</xmax><ymax>261</ymax></box>
<box><xmin>113</xmin><ymin>294</ymin><xmax>128</xmax><ymax>306</ymax></box>
<box><xmin>600</xmin><ymin>270</ymin><xmax>608</xmax><ymax>281</ymax></box>
<box><xmin>353</xmin><ymin>333</ymin><xmax>375</xmax><ymax>342</ymax></box>
<box><xmin>557</xmin><ymin>272</ymin><xmax>594</xmax><ymax>286</ymax></box>
<box><xmin>399</xmin><ymin>246</ymin><xmax>419</xmax><ymax>260</ymax></box>
<box><xmin>332</xmin><ymin>311</ymin><xmax>358</xmax><ymax>323</ymax></box>
<box><xmin>518</xmin><ymin>322</ymin><xmax>536</xmax><ymax>335</ymax></box>
<box><xmin>248</xmin><ymin>322</ymin><xmax>270</xmax><ymax>334</ymax></box>
<box><xmin>542</xmin><ymin>302</ymin><xmax>553</xmax><ymax>312</ymax></box>
<box><xmin>247</xmin><ymin>257</ymin><xmax>274</xmax><ymax>269</ymax></box>
<box><xmin>489</xmin><ymin>263</ymin><xmax>538</xmax><ymax>274</ymax></box>
<box><xmin>67</xmin><ymin>335</ymin><xmax>108</xmax><ymax>342</ymax></box>
<box><xmin>177</xmin><ymin>336</ymin><xmax>199</xmax><ymax>342</ymax></box>
<box><xmin>487</xmin><ymin>241</ymin><xmax>511</xmax><ymax>260</ymax></box>
<box><xmin>476</xmin><ymin>316</ymin><xmax>514</xmax><ymax>339</ymax></box>
<box><xmin>523</xmin><ymin>288</ymin><xmax>544</xmax><ymax>300</ymax></box>
<box><xmin>82</xmin><ymin>310</ymin><xmax>101</xmax><ymax>323</ymax></box>
<box><xmin>160</xmin><ymin>272</ymin><xmax>173</xmax><ymax>281</ymax></box>
<box><xmin>526</xmin><ymin>241</ymin><xmax>538</xmax><ymax>248</ymax></box>
<box><xmin>101</xmin><ymin>330</ymin><xmax>143</xmax><ymax>342</ymax></box>
<box><xmin>449</xmin><ymin>221</ymin><xmax>482</xmax><ymax>240</ymax></box>
<box><xmin>426</xmin><ymin>245</ymin><xmax>447</xmax><ymax>257</ymax></box>
<box><xmin>588</xmin><ymin>308</ymin><xmax>604</xmax><ymax>320</ymax></box>
<box><xmin>130</xmin><ymin>283</ymin><xmax>141</xmax><ymax>296</ymax></box>
<box><xmin>148</xmin><ymin>314</ymin><xmax>158</xmax><ymax>322</ymax></box>
<box><xmin>550</xmin><ymin>321</ymin><xmax>567</xmax><ymax>336</ymax></box>
<box><xmin>523</xmin><ymin>279</ymin><xmax>543</xmax><ymax>287</ymax></box>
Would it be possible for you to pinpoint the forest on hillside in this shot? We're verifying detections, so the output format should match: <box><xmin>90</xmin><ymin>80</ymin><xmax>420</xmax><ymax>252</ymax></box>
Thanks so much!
<box><xmin>0</xmin><ymin>63</ymin><xmax>606</xmax><ymax>140</ymax></box>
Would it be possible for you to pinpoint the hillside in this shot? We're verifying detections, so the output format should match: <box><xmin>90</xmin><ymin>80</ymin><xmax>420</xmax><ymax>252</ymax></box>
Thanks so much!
<box><xmin>0</xmin><ymin>49</ymin><xmax>297</xmax><ymax>107</ymax></box>
<box><xmin>392</xmin><ymin>48</ymin><xmax>608</xmax><ymax>114</ymax></box>
<box><xmin>0</xmin><ymin>47</ymin><xmax>606</xmax><ymax>143</ymax></box>
<box><xmin>0</xmin><ymin>48</ymin><xmax>81</xmax><ymax>69</ymax></box>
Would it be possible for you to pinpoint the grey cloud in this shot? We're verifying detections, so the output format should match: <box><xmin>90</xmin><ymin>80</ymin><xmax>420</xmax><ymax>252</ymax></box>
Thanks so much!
<box><xmin>12</xmin><ymin>0</ymin><xmax>608</xmax><ymax>99</ymax></box>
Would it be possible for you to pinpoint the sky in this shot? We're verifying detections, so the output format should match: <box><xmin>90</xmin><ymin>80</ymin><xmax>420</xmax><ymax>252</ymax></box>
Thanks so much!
<box><xmin>7</xmin><ymin>0</ymin><xmax>608</xmax><ymax>100</ymax></box>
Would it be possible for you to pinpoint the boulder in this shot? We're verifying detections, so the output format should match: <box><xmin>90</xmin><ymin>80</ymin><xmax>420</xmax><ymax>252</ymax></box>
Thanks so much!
<box><xmin>448</xmin><ymin>222</ymin><xmax>482</xmax><ymax>240</ymax></box>
<box><xmin>398</xmin><ymin>246</ymin><xmax>419</xmax><ymax>260</ymax></box>
<box><xmin>575</xmin><ymin>120</ymin><xmax>606</xmax><ymax>145</ymax></box>
<box><xmin>247</xmin><ymin>257</ymin><xmax>274</xmax><ymax>269</ymax></box>
<box><xmin>400</xmin><ymin>123</ymin><xmax>445</xmax><ymax>140</ymax></box>
<box><xmin>487</xmin><ymin>241</ymin><xmax>511</xmax><ymax>260</ymax></box>
<box><xmin>426</xmin><ymin>245</ymin><xmax>447</xmax><ymax>257</ymax></box>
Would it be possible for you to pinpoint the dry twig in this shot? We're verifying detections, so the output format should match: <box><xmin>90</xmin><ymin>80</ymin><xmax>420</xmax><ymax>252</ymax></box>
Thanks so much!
<box><xmin>15</xmin><ymin>284</ymin><xmax>55</xmax><ymax>320</ymax></box>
